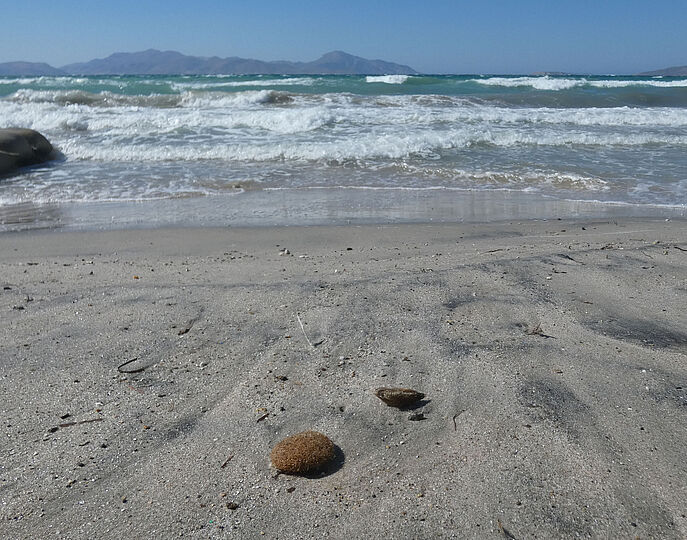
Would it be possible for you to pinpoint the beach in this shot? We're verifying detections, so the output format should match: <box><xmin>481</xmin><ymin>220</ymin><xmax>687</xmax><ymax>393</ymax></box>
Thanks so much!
<box><xmin>2</xmin><ymin>218</ymin><xmax>686</xmax><ymax>538</ymax></box>
<box><xmin>1</xmin><ymin>68</ymin><xmax>686</xmax><ymax>540</ymax></box>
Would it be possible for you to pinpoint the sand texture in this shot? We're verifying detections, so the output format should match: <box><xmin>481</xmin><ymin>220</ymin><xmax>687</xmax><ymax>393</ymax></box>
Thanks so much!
<box><xmin>1</xmin><ymin>219</ymin><xmax>686</xmax><ymax>538</ymax></box>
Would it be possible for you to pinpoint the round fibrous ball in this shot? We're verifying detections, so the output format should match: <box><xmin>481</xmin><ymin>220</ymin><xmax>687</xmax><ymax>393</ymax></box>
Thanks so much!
<box><xmin>270</xmin><ymin>430</ymin><xmax>335</xmax><ymax>474</ymax></box>
<box><xmin>375</xmin><ymin>387</ymin><xmax>425</xmax><ymax>408</ymax></box>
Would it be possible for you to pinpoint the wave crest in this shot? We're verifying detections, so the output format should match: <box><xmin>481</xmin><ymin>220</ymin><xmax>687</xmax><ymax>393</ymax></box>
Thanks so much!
<box><xmin>473</xmin><ymin>76</ymin><xmax>687</xmax><ymax>91</ymax></box>
<box><xmin>5</xmin><ymin>88</ymin><xmax>294</xmax><ymax>108</ymax></box>
<box><xmin>366</xmin><ymin>75</ymin><xmax>410</xmax><ymax>84</ymax></box>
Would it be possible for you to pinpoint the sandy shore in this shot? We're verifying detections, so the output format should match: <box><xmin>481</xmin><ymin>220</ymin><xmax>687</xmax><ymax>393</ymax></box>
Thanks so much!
<box><xmin>2</xmin><ymin>188</ymin><xmax>686</xmax><ymax>233</ymax></box>
<box><xmin>1</xmin><ymin>218</ymin><xmax>686</xmax><ymax>538</ymax></box>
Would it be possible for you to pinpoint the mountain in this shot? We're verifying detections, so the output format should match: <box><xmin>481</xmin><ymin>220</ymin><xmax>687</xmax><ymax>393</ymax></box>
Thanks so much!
<box><xmin>638</xmin><ymin>65</ymin><xmax>687</xmax><ymax>76</ymax></box>
<box><xmin>59</xmin><ymin>49</ymin><xmax>417</xmax><ymax>75</ymax></box>
<box><xmin>299</xmin><ymin>51</ymin><xmax>415</xmax><ymax>75</ymax></box>
<box><xmin>0</xmin><ymin>62</ymin><xmax>66</xmax><ymax>76</ymax></box>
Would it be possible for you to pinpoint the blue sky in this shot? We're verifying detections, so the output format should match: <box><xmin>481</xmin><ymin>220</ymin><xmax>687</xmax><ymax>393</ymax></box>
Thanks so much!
<box><xmin>1</xmin><ymin>0</ymin><xmax>685</xmax><ymax>73</ymax></box>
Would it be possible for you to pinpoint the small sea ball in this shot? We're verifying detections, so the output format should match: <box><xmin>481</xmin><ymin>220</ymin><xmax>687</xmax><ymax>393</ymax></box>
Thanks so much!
<box><xmin>375</xmin><ymin>387</ymin><xmax>425</xmax><ymax>408</ymax></box>
<box><xmin>270</xmin><ymin>430</ymin><xmax>335</xmax><ymax>474</ymax></box>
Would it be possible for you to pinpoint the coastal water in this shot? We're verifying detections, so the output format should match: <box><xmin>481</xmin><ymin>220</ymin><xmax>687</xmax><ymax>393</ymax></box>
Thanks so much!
<box><xmin>1</xmin><ymin>74</ymin><xmax>686</xmax><ymax>228</ymax></box>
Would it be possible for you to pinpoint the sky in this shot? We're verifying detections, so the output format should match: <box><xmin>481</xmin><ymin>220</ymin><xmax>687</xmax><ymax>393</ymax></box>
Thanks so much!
<box><xmin>1</xmin><ymin>0</ymin><xmax>685</xmax><ymax>74</ymax></box>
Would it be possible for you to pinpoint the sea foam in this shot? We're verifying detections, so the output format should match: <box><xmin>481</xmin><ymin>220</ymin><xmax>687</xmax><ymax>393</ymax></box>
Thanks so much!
<box><xmin>474</xmin><ymin>76</ymin><xmax>687</xmax><ymax>90</ymax></box>
<box><xmin>366</xmin><ymin>75</ymin><xmax>410</xmax><ymax>84</ymax></box>
<box><xmin>2</xmin><ymin>74</ymin><xmax>687</xmax><ymax>209</ymax></box>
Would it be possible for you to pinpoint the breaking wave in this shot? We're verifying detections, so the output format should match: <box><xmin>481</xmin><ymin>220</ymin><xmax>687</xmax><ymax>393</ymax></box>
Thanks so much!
<box><xmin>4</xmin><ymin>88</ymin><xmax>294</xmax><ymax>108</ymax></box>
<box><xmin>473</xmin><ymin>76</ymin><xmax>687</xmax><ymax>90</ymax></box>
<box><xmin>366</xmin><ymin>75</ymin><xmax>411</xmax><ymax>84</ymax></box>
<box><xmin>2</xmin><ymin>73</ymin><xmax>686</xmax><ymax>209</ymax></box>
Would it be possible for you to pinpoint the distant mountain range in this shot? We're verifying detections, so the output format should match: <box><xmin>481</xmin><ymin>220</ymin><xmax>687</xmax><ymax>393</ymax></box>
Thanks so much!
<box><xmin>0</xmin><ymin>49</ymin><xmax>417</xmax><ymax>76</ymax></box>
<box><xmin>2</xmin><ymin>51</ymin><xmax>685</xmax><ymax>77</ymax></box>
<box><xmin>0</xmin><ymin>61</ymin><xmax>67</xmax><ymax>76</ymax></box>
<box><xmin>638</xmin><ymin>65</ymin><xmax>687</xmax><ymax>76</ymax></box>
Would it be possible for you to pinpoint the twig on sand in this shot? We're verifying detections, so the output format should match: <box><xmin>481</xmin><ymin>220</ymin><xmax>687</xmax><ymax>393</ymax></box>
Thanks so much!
<box><xmin>526</xmin><ymin>323</ymin><xmax>544</xmax><ymax>336</ymax></box>
<box><xmin>52</xmin><ymin>418</ymin><xmax>103</xmax><ymax>432</ymax></box>
<box><xmin>498</xmin><ymin>519</ymin><xmax>517</xmax><ymax>539</ymax></box>
<box><xmin>525</xmin><ymin>323</ymin><xmax>555</xmax><ymax>339</ymax></box>
<box><xmin>117</xmin><ymin>357</ymin><xmax>146</xmax><ymax>374</ymax></box>
<box><xmin>220</xmin><ymin>455</ymin><xmax>234</xmax><ymax>469</ymax></box>
<box><xmin>296</xmin><ymin>313</ymin><xmax>315</xmax><ymax>349</ymax></box>
<box><xmin>452</xmin><ymin>410</ymin><xmax>465</xmax><ymax>431</ymax></box>
<box><xmin>558</xmin><ymin>253</ymin><xmax>583</xmax><ymax>265</ymax></box>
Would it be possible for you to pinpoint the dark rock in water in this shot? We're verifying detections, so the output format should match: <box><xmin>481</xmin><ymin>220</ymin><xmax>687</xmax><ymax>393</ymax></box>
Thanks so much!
<box><xmin>0</xmin><ymin>128</ymin><xmax>55</xmax><ymax>175</ymax></box>
<box><xmin>375</xmin><ymin>387</ymin><xmax>425</xmax><ymax>408</ymax></box>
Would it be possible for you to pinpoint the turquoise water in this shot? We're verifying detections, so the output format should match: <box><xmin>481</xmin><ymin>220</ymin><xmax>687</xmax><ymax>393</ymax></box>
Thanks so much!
<box><xmin>1</xmin><ymin>74</ymin><xmax>686</xmax><ymax>214</ymax></box>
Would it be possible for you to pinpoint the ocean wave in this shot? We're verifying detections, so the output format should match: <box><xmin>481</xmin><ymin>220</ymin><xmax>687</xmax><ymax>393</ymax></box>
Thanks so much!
<box><xmin>4</xmin><ymin>88</ymin><xmax>294</xmax><ymax>108</ymax></box>
<box><xmin>0</xmin><ymin>76</ymin><xmax>93</xmax><ymax>86</ymax></box>
<box><xmin>589</xmin><ymin>79</ymin><xmax>687</xmax><ymax>88</ymax></box>
<box><xmin>6</xmin><ymin>88</ymin><xmax>181</xmax><ymax>107</ymax></box>
<box><xmin>366</xmin><ymin>75</ymin><xmax>411</xmax><ymax>84</ymax></box>
<box><xmin>473</xmin><ymin>76</ymin><xmax>687</xmax><ymax>90</ymax></box>
<box><xmin>171</xmin><ymin>77</ymin><xmax>316</xmax><ymax>90</ymax></box>
<box><xmin>4</xmin><ymin>92</ymin><xmax>687</xmax><ymax>144</ymax></box>
<box><xmin>55</xmin><ymin>128</ymin><xmax>687</xmax><ymax>165</ymax></box>
<box><xmin>0</xmin><ymin>166</ymin><xmax>612</xmax><ymax>207</ymax></box>
<box><xmin>450</xmin><ymin>106</ymin><xmax>687</xmax><ymax>127</ymax></box>
<box><xmin>179</xmin><ymin>89</ymin><xmax>294</xmax><ymax>107</ymax></box>
<box><xmin>392</xmin><ymin>163</ymin><xmax>611</xmax><ymax>191</ymax></box>
<box><xmin>474</xmin><ymin>77</ymin><xmax>581</xmax><ymax>91</ymax></box>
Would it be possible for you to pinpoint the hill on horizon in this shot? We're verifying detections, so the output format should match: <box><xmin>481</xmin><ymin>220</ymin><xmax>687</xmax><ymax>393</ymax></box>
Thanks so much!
<box><xmin>638</xmin><ymin>64</ymin><xmax>687</xmax><ymax>76</ymax></box>
<box><xmin>0</xmin><ymin>50</ymin><xmax>417</xmax><ymax>76</ymax></box>
<box><xmin>2</xmin><ymin>51</ymin><xmax>685</xmax><ymax>77</ymax></box>
<box><xmin>0</xmin><ymin>61</ymin><xmax>67</xmax><ymax>76</ymax></box>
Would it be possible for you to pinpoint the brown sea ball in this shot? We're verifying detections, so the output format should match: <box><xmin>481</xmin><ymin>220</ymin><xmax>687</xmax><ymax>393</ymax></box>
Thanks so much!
<box><xmin>270</xmin><ymin>430</ymin><xmax>335</xmax><ymax>474</ymax></box>
<box><xmin>375</xmin><ymin>387</ymin><xmax>425</xmax><ymax>408</ymax></box>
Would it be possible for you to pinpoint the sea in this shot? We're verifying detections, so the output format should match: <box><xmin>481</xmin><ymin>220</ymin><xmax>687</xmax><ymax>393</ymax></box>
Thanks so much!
<box><xmin>1</xmin><ymin>73</ymin><xmax>686</xmax><ymax>229</ymax></box>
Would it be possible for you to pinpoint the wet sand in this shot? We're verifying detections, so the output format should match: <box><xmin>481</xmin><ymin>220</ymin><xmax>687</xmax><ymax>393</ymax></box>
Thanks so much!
<box><xmin>1</xmin><ymin>187</ymin><xmax>686</xmax><ymax>233</ymax></box>
<box><xmin>1</xmin><ymin>218</ymin><xmax>686</xmax><ymax>538</ymax></box>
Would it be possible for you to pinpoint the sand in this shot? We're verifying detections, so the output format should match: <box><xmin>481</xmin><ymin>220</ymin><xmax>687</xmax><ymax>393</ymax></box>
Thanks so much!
<box><xmin>1</xmin><ymin>218</ymin><xmax>686</xmax><ymax>538</ymax></box>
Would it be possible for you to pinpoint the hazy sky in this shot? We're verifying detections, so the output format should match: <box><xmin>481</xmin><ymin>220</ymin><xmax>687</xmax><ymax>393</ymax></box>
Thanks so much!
<box><xmin>1</xmin><ymin>0</ymin><xmax>685</xmax><ymax>74</ymax></box>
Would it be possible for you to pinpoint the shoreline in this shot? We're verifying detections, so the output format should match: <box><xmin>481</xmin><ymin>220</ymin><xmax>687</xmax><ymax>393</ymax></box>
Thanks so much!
<box><xmin>1</xmin><ymin>188</ymin><xmax>686</xmax><ymax>232</ymax></box>
<box><xmin>2</xmin><ymin>218</ymin><xmax>686</xmax><ymax>538</ymax></box>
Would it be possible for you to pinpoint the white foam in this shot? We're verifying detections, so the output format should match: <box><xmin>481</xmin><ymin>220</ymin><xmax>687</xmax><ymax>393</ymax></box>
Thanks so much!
<box><xmin>474</xmin><ymin>76</ymin><xmax>687</xmax><ymax>90</ymax></box>
<box><xmin>366</xmin><ymin>75</ymin><xmax>410</xmax><ymax>84</ymax></box>
<box><xmin>393</xmin><ymin>164</ymin><xmax>610</xmax><ymax>192</ymax></box>
<box><xmin>171</xmin><ymin>77</ymin><xmax>316</xmax><ymax>90</ymax></box>
<box><xmin>446</xmin><ymin>105</ymin><xmax>687</xmax><ymax>127</ymax></box>
<box><xmin>178</xmin><ymin>89</ymin><xmax>292</xmax><ymax>108</ymax></box>
<box><xmin>50</xmin><ymin>124</ymin><xmax>687</xmax><ymax>167</ymax></box>
<box><xmin>474</xmin><ymin>76</ymin><xmax>582</xmax><ymax>91</ymax></box>
<box><xmin>7</xmin><ymin>87</ymin><xmax>686</xmax><ymax>130</ymax></box>
<box><xmin>589</xmin><ymin>79</ymin><xmax>687</xmax><ymax>88</ymax></box>
<box><xmin>5</xmin><ymin>88</ymin><xmax>687</xmax><ymax>153</ymax></box>
<box><xmin>0</xmin><ymin>76</ymin><xmax>93</xmax><ymax>86</ymax></box>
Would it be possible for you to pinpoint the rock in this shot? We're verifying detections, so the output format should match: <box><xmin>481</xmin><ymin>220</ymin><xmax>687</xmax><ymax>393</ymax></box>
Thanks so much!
<box><xmin>0</xmin><ymin>128</ymin><xmax>55</xmax><ymax>175</ymax></box>
<box><xmin>270</xmin><ymin>430</ymin><xmax>335</xmax><ymax>474</ymax></box>
<box><xmin>375</xmin><ymin>387</ymin><xmax>425</xmax><ymax>408</ymax></box>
